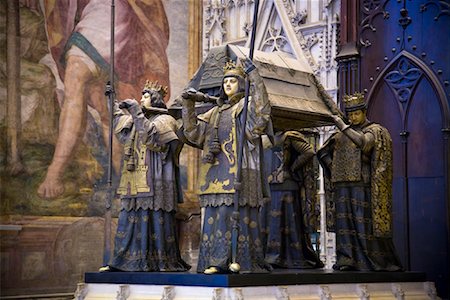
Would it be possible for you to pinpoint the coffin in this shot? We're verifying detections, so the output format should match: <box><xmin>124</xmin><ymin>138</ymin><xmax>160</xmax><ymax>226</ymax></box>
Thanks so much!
<box><xmin>169</xmin><ymin>44</ymin><xmax>339</xmax><ymax>130</ymax></box>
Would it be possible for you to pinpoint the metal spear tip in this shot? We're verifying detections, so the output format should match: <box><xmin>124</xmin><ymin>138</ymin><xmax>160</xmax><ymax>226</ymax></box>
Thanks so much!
<box><xmin>105</xmin><ymin>81</ymin><xmax>114</xmax><ymax>96</ymax></box>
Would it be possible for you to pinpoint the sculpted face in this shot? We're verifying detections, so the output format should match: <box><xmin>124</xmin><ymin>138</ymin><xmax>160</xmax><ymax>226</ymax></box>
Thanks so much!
<box><xmin>347</xmin><ymin>109</ymin><xmax>366</xmax><ymax>126</ymax></box>
<box><xmin>223</xmin><ymin>76</ymin><xmax>239</xmax><ymax>97</ymax></box>
<box><xmin>140</xmin><ymin>90</ymin><xmax>160</xmax><ymax>109</ymax></box>
<box><xmin>140</xmin><ymin>91</ymin><xmax>151</xmax><ymax>108</ymax></box>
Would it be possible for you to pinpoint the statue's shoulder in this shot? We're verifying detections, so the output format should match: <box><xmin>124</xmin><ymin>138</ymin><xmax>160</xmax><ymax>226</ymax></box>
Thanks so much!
<box><xmin>364</xmin><ymin>122</ymin><xmax>390</xmax><ymax>136</ymax></box>
<box><xmin>198</xmin><ymin>106</ymin><xmax>219</xmax><ymax>123</ymax></box>
<box><xmin>154</xmin><ymin>113</ymin><xmax>176</xmax><ymax>123</ymax></box>
<box><xmin>363</xmin><ymin>122</ymin><xmax>393</xmax><ymax>147</ymax></box>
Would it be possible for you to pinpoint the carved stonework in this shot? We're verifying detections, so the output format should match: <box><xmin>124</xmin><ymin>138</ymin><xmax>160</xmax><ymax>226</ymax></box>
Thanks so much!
<box><xmin>281</xmin><ymin>0</ymin><xmax>320</xmax><ymax>73</ymax></box>
<box><xmin>281</xmin><ymin>0</ymin><xmax>307</xmax><ymax>30</ymax></box>
<box><xmin>424</xmin><ymin>282</ymin><xmax>438</xmax><ymax>300</ymax></box>
<box><xmin>391</xmin><ymin>283</ymin><xmax>405</xmax><ymax>300</ymax></box>
<box><xmin>233</xmin><ymin>288</ymin><xmax>244</xmax><ymax>300</ymax></box>
<box><xmin>212</xmin><ymin>288</ymin><xmax>224</xmax><ymax>300</ymax></box>
<box><xmin>320</xmin><ymin>8</ymin><xmax>338</xmax><ymax>73</ymax></box>
<box><xmin>73</xmin><ymin>283</ymin><xmax>88</xmax><ymax>300</ymax></box>
<box><xmin>384</xmin><ymin>57</ymin><xmax>423</xmax><ymax>109</ymax></box>
<box><xmin>243</xmin><ymin>21</ymin><xmax>252</xmax><ymax>36</ymax></box>
<box><xmin>204</xmin><ymin>0</ymin><xmax>227</xmax><ymax>48</ymax></box>
<box><xmin>162</xmin><ymin>286</ymin><xmax>175</xmax><ymax>300</ymax></box>
<box><xmin>357</xmin><ymin>284</ymin><xmax>370</xmax><ymax>300</ymax></box>
<box><xmin>116</xmin><ymin>285</ymin><xmax>130</xmax><ymax>300</ymax></box>
<box><xmin>262</xmin><ymin>27</ymin><xmax>290</xmax><ymax>53</ymax></box>
<box><xmin>275</xmin><ymin>286</ymin><xmax>290</xmax><ymax>300</ymax></box>
<box><xmin>319</xmin><ymin>285</ymin><xmax>332</xmax><ymax>300</ymax></box>
<box><xmin>360</xmin><ymin>0</ymin><xmax>390</xmax><ymax>47</ymax></box>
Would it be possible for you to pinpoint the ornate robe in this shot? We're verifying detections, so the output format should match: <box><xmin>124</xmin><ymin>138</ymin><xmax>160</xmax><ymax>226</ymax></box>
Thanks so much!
<box><xmin>109</xmin><ymin>104</ymin><xmax>189</xmax><ymax>272</ymax></box>
<box><xmin>182</xmin><ymin>71</ymin><xmax>272</xmax><ymax>273</ymax></box>
<box><xmin>318</xmin><ymin>121</ymin><xmax>402</xmax><ymax>271</ymax></box>
<box><xmin>262</xmin><ymin>131</ymin><xmax>323</xmax><ymax>268</ymax></box>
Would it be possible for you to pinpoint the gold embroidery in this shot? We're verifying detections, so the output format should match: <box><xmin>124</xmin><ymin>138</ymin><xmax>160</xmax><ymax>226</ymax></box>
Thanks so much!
<box><xmin>117</xmin><ymin>141</ymin><xmax>151</xmax><ymax>195</ymax></box>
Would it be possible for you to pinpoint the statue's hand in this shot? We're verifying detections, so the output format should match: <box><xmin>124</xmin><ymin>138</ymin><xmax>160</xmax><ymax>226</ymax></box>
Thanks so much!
<box><xmin>331</xmin><ymin>114</ymin><xmax>349</xmax><ymax>131</ymax></box>
<box><xmin>119</xmin><ymin>99</ymin><xmax>142</xmax><ymax>116</ymax></box>
<box><xmin>182</xmin><ymin>88</ymin><xmax>197</xmax><ymax>99</ymax></box>
<box><xmin>182</xmin><ymin>88</ymin><xmax>210</xmax><ymax>102</ymax></box>
<box><xmin>242</xmin><ymin>58</ymin><xmax>256</xmax><ymax>74</ymax></box>
<box><xmin>119</xmin><ymin>99</ymin><xmax>139</xmax><ymax>109</ymax></box>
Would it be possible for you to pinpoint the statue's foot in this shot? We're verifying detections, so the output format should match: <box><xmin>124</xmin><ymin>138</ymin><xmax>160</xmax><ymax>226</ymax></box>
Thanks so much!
<box><xmin>333</xmin><ymin>264</ymin><xmax>355</xmax><ymax>271</ymax></box>
<box><xmin>37</xmin><ymin>177</ymin><xmax>65</xmax><ymax>199</ymax></box>
<box><xmin>99</xmin><ymin>266</ymin><xmax>111</xmax><ymax>272</ymax></box>
<box><xmin>229</xmin><ymin>262</ymin><xmax>240</xmax><ymax>273</ymax></box>
<box><xmin>204</xmin><ymin>267</ymin><xmax>220</xmax><ymax>275</ymax></box>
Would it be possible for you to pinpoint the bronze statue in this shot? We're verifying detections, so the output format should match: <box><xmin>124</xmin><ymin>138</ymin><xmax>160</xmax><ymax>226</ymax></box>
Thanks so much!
<box><xmin>100</xmin><ymin>81</ymin><xmax>190</xmax><ymax>272</ymax></box>
<box><xmin>181</xmin><ymin>59</ymin><xmax>272</xmax><ymax>274</ymax></box>
<box><xmin>262</xmin><ymin>131</ymin><xmax>323</xmax><ymax>269</ymax></box>
<box><xmin>317</xmin><ymin>93</ymin><xmax>402</xmax><ymax>271</ymax></box>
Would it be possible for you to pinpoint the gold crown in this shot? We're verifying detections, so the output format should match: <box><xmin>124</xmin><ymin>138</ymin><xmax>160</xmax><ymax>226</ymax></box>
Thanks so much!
<box><xmin>223</xmin><ymin>60</ymin><xmax>245</xmax><ymax>78</ymax></box>
<box><xmin>143</xmin><ymin>80</ymin><xmax>168</xmax><ymax>98</ymax></box>
<box><xmin>343</xmin><ymin>92</ymin><xmax>366</xmax><ymax>111</ymax></box>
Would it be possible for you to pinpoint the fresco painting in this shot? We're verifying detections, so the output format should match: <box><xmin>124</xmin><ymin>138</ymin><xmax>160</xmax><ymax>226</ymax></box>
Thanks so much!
<box><xmin>0</xmin><ymin>0</ymin><xmax>188</xmax><ymax>217</ymax></box>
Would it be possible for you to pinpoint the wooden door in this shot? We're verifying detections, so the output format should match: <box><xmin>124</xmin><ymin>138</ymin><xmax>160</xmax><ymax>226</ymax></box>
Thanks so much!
<box><xmin>354</xmin><ymin>0</ymin><xmax>449</xmax><ymax>297</ymax></box>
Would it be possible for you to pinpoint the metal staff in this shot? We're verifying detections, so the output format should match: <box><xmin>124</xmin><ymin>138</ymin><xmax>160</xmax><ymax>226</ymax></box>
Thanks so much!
<box><xmin>103</xmin><ymin>0</ymin><xmax>115</xmax><ymax>267</ymax></box>
<box><xmin>230</xmin><ymin>0</ymin><xmax>260</xmax><ymax>272</ymax></box>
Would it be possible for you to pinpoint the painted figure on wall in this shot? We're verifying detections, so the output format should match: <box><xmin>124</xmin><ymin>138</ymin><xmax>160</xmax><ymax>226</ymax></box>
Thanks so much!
<box><xmin>262</xmin><ymin>131</ymin><xmax>323</xmax><ymax>269</ymax></box>
<box><xmin>101</xmin><ymin>81</ymin><xmax>189</xmax><ymax>272</ymax></box>
<box><xmin>37</xmin><ymin>0</ymin><xmax>170</xmax><ymax>199</ymax></box>
<box><xmin>181</xmin><ymin>59</ymin><xmax>272</xmax><ymax>274</ymax></box>
<box><xmin>317</xmin><ymin>93</ymin><xmax>403</xmax><ymax>271</ymax></box>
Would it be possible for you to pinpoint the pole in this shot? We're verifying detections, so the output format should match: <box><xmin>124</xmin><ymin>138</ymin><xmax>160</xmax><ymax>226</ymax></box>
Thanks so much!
<box><xmin>230</xmin><ymin>0</ymin><xmax>260</xmax><ymax>271</ymax></box>
<box><xmin>103</xmin><ymin>0</ymin><xmax>115</xmax><ymax>267</ymax></box>
<box><xmin>6</xmin><ymin>0</ymin><xmax>24</xmax><ymax>175</ymax></box>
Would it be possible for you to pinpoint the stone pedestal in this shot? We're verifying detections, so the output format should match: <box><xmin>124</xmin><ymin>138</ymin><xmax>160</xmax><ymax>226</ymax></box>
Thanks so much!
<box><xmin>78</xmin><ymin>270</ymin><xmax>439</xmax><ymax>299</ymax></box>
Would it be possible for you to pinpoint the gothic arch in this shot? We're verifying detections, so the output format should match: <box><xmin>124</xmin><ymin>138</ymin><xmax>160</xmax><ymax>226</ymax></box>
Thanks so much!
<box><xmin>365</xmin><ymin>50</ymin><xmax>449</xmax><ymax>289</ymax></box>
<box><xmin>366</xmin><ymin>50</ymin><xmax>450</xmax><ymax>129</ymax></box>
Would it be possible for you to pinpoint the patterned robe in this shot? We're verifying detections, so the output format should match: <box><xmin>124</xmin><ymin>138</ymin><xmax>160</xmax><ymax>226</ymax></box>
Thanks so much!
<box><xmin>182</xmin><ymin>71</ymin><xmax>272</xmax><ymax>273</ymax></box>
<box><xmin>318</xmin><ymin>120</ymin><xmax>402</xmax><ymax>271</ymax></box>
<box><xmin>262</xmin><ymin>131</ymin><xmax>323</xmax><ymax>268</ymax></box>
<box><xmin>109</xmin><ymin>104</ymin><xmax>190</xmax><ymax>271</ymax></box>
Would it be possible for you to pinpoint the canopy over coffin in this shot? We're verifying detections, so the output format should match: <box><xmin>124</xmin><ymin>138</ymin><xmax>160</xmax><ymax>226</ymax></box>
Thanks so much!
<box><xmin>169</xmin><ymin>45</ymin><xmax>337</xmax><ymax>130</ymax></box>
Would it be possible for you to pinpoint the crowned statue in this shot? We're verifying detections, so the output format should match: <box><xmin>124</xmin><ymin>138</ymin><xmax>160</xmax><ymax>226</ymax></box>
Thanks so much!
<box><xmin>100</xmin><ymin>80</ymin><xmax>190</xmax><ymax>272</ymax></box>
<box><xmin>317</xmin><ymin>93</ymin><xmax>403</xmax><ymax>271</ymax></box>
<box><xmin>180</xmin><ymin>59</ymin><xmax>273</xmax><ymax>274</ymax></box>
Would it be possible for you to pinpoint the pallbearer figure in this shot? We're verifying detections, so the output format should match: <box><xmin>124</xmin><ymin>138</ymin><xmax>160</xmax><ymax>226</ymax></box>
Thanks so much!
<box><xmin>318</xmin><ymin>93</ymin><xmax>402</xmax><ymax>271</ymax></box>
<box><xmin>262</xmin><ymin>131</ymin><xmax>323</xmax><ymax>269</ymax></box>
<box><xmin>181</xmin><ymin>59</ymin><xmax>272</xmax><ymax>274</ymax></box>
<box><xmin>101</xmin><ymin>81</ymin><xmax>190</xmax><ymax>272</ymax></box>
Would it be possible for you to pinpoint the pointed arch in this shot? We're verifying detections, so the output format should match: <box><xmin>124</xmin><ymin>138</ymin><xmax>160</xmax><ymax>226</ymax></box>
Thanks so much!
<box><xmin>367</xmin><ymin>50</ymin><xmax>450</xmax><ymax>129</ymax></box>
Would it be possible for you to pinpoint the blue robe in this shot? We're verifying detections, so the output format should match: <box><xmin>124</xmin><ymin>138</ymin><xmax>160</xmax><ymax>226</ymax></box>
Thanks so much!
<box><xmin>318</xmin><ymin>121</ymin><xmax>402</xmax><ymax>271</ymax></box>
<box><xmin>182</xmin><ymin>71</ymin><xmax>272</xmax><ymax>273</ymax></box>
<box><xmin>262</xmin><ymin>131</ymin><xmax>323</xmax><ymax>268</ymax></box>
<box><xmin>110</xmin><ymin>105</ymin><xmax>190</xmax><ymax>271</ymax></box>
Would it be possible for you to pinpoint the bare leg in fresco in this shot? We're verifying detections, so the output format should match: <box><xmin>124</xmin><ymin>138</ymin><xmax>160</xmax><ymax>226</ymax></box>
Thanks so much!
<box><xmin>37</xmin><ymin>0</ymin><xmax>170</xmax><ymax>199</ymax></box>
<box><xmin>38</xmin><ymin>55</ymin><xmax>91</xmax><ymax>198</ymax></box>
<box><xmin>37</xmin><ymin>54</ymin><xmax>125</xmax><ymax>199</ymax></box>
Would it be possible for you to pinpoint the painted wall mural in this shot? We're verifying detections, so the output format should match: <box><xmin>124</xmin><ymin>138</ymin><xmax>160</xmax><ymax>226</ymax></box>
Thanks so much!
<box><xmin>0</xmin><ymin>0</ymin><xmax>191</xmax><ymax>296</ymax></box>
<box><xmin>0</xmin><ymin>0</ymin><xmax>189</xmax><ymax>217</ymax></box>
